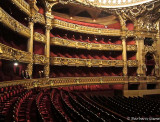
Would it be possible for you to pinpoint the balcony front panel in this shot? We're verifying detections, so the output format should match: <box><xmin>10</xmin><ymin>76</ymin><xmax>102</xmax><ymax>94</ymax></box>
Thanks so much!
<box><xmin>127</xmin><ymin>45</ymin><xmax>137</xmax><ymax>51</ymax></box>
<box><xmin>11</xmin><ymin>0</ymin><xmax>30</xmax><ymax>15</ymax></box>
<box><xmin>51</xmin><ymin>37</ymin><xmax>123</xmax><ymax>51</ymax></box>
<box><xmin>144</xmin><ymin>46</ymin><xmax>156</xmax><ymax>53</ymax></box>
<box><xmin>50</xmin><ymin>57</ymin><xmax>124</xmax><ymax>67</ymax></box>
<box><xmin>34</xmin><ymin>32</ymin><xmax>47</xmax><ymax>43</ymax></box>
<box><xmin>33</xmin><ymin>54</ymin><xmax>49</xmax><ymax>64</ymax></box>
<box><xmin>53</xmin><ymin>19</ymin><xmax>121</xmax><ymax>36</ymax></box>
<box><xmin>0</xmin><ymin>43</ymin><xmax>31</xmax><ymax>63</ymax></box>
<box><xmin>0</xmin><ymin>7</ymin><xmax>30</xmax><ymax>38</ymax></box>
<box><xmin>127</xmin><ymin>60</ymin><xmax>138</xmax><ymax>67</ymax></box>
<box><xmin>33</xmin><ymin>13</ymin><xmax>45</xmax><ymax>25</ymax></box>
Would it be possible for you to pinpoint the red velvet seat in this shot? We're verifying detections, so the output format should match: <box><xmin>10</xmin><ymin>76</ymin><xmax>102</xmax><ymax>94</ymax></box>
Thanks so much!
<box><xmin>93</xmin><ymin>55</ymin><xmax>101</xmax><ymax>59</ymax></box>
<box><xmin>79</xmin><ymin>54</ymin><xmax>87</xmax><ymax>59</ymax></box>
<box><xmin>115</xmin><ymin>40</ymin><xmax>122</xmax><ymax>44</ymax></box>
<box><xmin>116</xmin><ymin>55</ymin><xmax>122</xmax><ymax>60</ymax></box>
<box><xmin>87</xmin><ymin>54</ymin><xmax>94</xmax><ymax>59</ymax></box>
<box><xmin>50</xmin><ymin>52</ymin><xmax>57</xmax><ymax>57</ymax></box>
<box><xmin>72</xmin><ymin>54</ymin><xmax>79</xmax><ymax>58</ymax></box>
<box><xmin>57</xmin><ymin>53</ymin><xmax>64</xmax><ymax>57</ymax></box>
<box><xmin>101</xmin><ymin>55</ymin><xmax>108</xmax><ymax>60</ymax></box>
<box><xmin>50</xmin><ymin>33</ymin><xmax>55</xmax><ymax>37</ymax></box>
<box><xmin>65</xmin><ymin>53</ymin><xmax>72</xmax><ymax>58</ymax></box>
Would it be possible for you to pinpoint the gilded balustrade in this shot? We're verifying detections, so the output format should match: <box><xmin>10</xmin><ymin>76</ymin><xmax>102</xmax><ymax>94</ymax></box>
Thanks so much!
<box><xmin>127</xmin><ymin>45</ymin><xmax>137</xmax><ymax>51</ymax></box>
<box><xmin>32</xmin><ymin>13</ymin><xmax>45</xmax><ymax>25</ymax></box>
<box><xmin>33</xmin><ymin>54</ymin><xmax>49</xmax><ymax>64</ymax></box>
<box><xmin>0</xmin><ymin>7</ymin><xmax>30</xmax><ymax>38</ymax></box>
<box><xmin>53</xmin><ymin>19</ymin><xmax>121</xmax><ymax>36</ymax></box>
<box><xmin>127</xmin><ymin>60</ymin><xmax>138</xmax><ymax>67</ymax></box>
<box><xmin>144</xmin><ymin>46</ymin><xmax>156</xmax><ymax>53</ymax></box>
<box><xmin>50</xmin><ymin>57</ymin><xmax>124</xmax><ymax>67</ymax></box>
<box><xmin>34</xmin><ymin>32</ymin><xmax>47</xmax><ymax>43</ymax></box>
<box><xmin>0</xmin><ymin>76</ymin><xmax>159</xmax><ymax>88</ymax></box>
<box><xmin>11</xmin><ymin>0</ymin><xmax>30</xmax><ymax>15</ymax></box>
<box><xmin>51</xmin><ymin>37</ymin><xmax>123</xmax><ymax>51</ymax></box>
<box><xmin>0</xmin><ymin>43</ymin><xmax>31</xmax><ymax>63</ymax></box>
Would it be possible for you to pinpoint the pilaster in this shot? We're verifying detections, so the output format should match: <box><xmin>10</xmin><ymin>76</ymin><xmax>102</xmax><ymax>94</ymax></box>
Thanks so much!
<box><xmin>121</xmin><ymin>37</ymin><xmax>127</xmax><ymax>76</ymax></box>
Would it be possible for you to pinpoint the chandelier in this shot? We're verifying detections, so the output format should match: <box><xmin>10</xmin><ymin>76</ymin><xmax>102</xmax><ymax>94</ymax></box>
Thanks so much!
<box><xmin>76</xmin><ymin>0</ymin><xmax>154</xmax><ymax>8</ymax></box>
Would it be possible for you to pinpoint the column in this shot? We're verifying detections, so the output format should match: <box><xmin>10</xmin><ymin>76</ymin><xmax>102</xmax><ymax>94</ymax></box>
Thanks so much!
<box><xmin>44</xmin><ymin>12</ymin><xmax>53</xmax><ymax>78</ymax></box>
<box><xmin>135</xmin><ymin>37</ymin><xmax>141</xmax><ymax>76</ymax></box>
<box><xmin>27</xmin><ymin>19</ymin><xmax>34</xmax><ymax>78</ymax></box>
<box><xmin>139</xmin><ymin>37</ymin><xmax>145</xmax><ymax>76</ymax></box>
<box><xmin>122</xmin><ymin>37</ymin><xmax>127</xmax><ymax>76</ymax></box>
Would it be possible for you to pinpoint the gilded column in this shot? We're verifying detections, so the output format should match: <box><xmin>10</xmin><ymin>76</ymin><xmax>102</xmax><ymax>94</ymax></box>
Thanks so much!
<box><xmin>121</xmin><ymin>37</ymin><xmax>127</xmax><ymax>76</ymax></box>
<box><xmin>135</xmin><ymin>37</ymin><xmax>141</xmax><ymax>76</ymax></box>
<box><xmin>27</xmin><ymin>18</ymin><xmax>34</xmax><ymax>78</ymax></box>
<box><xmin>44</xmin><ymin>11</ymin><xmax>53</xmax><ymax>78</ymax></box>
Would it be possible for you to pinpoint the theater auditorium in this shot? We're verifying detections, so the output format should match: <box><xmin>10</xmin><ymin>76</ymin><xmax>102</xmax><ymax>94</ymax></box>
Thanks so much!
<box><xmin>0</xmin><ymin>0</ymin><xmax>160</xmax><ymax>121</ymax></box>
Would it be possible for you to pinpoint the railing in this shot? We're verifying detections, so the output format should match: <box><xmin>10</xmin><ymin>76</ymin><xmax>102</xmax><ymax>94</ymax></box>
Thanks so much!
<box><xmin>32</xmin><ymin>13</ymin><xmax>45</xmax><ymax>25</ymax></box>
<box><xmin>0</xmin><ymin>43</ymin><xmax>31</xmax><ymax>63</ymax></box>
<box><xmin>34</xmin><ymin>32</ymin><xmax>47</xmax><ymax>43</ymax></box>
<box><xmin>11</xmin><ymin>0</ymin><xmax>30</xmax><ymax>15</ymax></box>
<box><xmin>144</xmin><ymin>46</ymin><xmax>156</xmax><ymax>53</ymax></box>
<box><xmin>0</xmin><ymin>76</ymin><xmax>159</xmax><ymax>88</ymax></box>
<box><xmin>0</xmin><ymin>7</ymin><xmax>30</xmax><ymax>37</ymax></box>
<box><xmin>53</xmin><ymin>19</ymin><xmax>121</xmax><ymax>36</ymax></box>
<box><xmin>50</xmin><ymin>57</ymin><xmax>124</xmax><ymax>67</ymax></box>
<box><xmin>33</xmin><ymin>54</ymin><xmax>49</xmax><ymax>64</ymax></box>
<box><xmin>127</xmin><ymin>45</ymin><xmax>137</xmax><ymax>51</ymax></box>
<box><xmin>51</xmin><ymin>37</ymin><xmax>123</xmax><ymax>51</ymax></box>
<box><xmin>127</xmin><ymin>60</ymin><xmax>138</xmax><ymax>67</ymax></box>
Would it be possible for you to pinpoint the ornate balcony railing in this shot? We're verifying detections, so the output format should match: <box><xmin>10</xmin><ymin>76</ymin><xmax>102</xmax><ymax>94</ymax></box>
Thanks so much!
<box><xmin>0</xmin><ymin>43</ymin><xmax>31</xmax><ymax>63</ymax></box>
<box><xmin>11</xmin><ymin>0</ymin><xmax>30</xmax><ymax>15</ymax></box>
<box><xmin>33</xmin><ymin>54</ymin><xmax>49</xmax><ymax>64</ymax></box>
<box><xmin>51</xmin><ymin>37</ymin><xmax>123</xmax><ymax>51</ymax></box>
<box><xmin>50</xmin><ymin>57</ymin><xmax>124</xmax><ymax>67</ymax></box>
<box><xmin>0</xmin><ymin>7</ymin><xmax>30</xmax><ymax>38</ymax></box>
<box><xmin>53</xmin><ymin>19</ymin><xmax>121</xmax><ymax>36</ymax></box>
<box><xmin>32</xmin><ymin>13</ymin><xmax>45</xmax><ymax>25</ymax></box>
<box><xmin>144</xmin><ymin>46</ymin><xmax>156</xmax><ymax>53</ymax></box>
<box><xmin>127</xmin><ymin>60</ymin><xmax>138</xmax><ymax>67</ymax></box>
<box><xmin>34</xmin><ymin>32</ymin><xmax>47</xmax><ymax>43</ymax></box>
<box><xmin>0</xmin><ymin>76</ymin><xmax>159</xmax><ymax>88</ymax></box>
<box><xmin>127</xmin><ymin>45</ymin><xmax>137</xmax><ymax>51</ymax></box>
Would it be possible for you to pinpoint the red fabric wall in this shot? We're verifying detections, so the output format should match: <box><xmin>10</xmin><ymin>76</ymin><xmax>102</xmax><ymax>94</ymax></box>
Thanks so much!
<box><xmin>33</xmin><ymin>41</ymin><xmax>45</xmax><ymax>55</ymax></box>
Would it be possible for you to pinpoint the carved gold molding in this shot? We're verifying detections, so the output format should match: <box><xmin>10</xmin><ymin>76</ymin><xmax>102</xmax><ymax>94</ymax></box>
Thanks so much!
<box><xmin>127</xmin><ymin>45</ymin><xmax>137</xmax><ymax>51</ymax></box>
<box><xmin>127</xmin><ymin>60</ymin><xmax>138</xmax><ymax>67</ymax></box>
<box><xmin>51</xmin><ymin>37</ymin><xmax>123</xmax><ymax>51</ymax></box>
<box><xmin>32</xmin><ymin>13</ymin><xmax>45</xmax><ymax>25</ymax></box>
<box><xmin>0</xmin><ymin>76</ymin><xmax>159</xmax><ymax>88</ymax></box>
<box><xmin>144</xmin><ymin>46</ymin><xmax>156</xmax><ymax>53</ymax></box>
<box><xmin>34</xmin><ymin>32</ymin><xmax>47</xmax><ymax>43</ymax></box>
<box><xmin>11</xmin><ymin>0</ymin><xmax>30</xmax><ymax>15</ymax></box>
<box><xmin>33</xmin><ymin>54</ymin><xmax>49</xmax><ymax>64</ymax></box>
<box><xmin>0</xmin><ymin>43</ymin><xmax>31</xmax><ymax>63</ymax></box>
<box><xmin>0</xmin><ymin>7</ymin><xmax>30</xmax><ymax>38</ymax></box>
<box><xmin>53</xmin><ymin>19</ymin><xmax>121</xmax><ymax>36</ymax></box>
<box><xmin>50</xmin><ymin>57</ymin><xmax>124</xmax><ymax>67</ymax></box>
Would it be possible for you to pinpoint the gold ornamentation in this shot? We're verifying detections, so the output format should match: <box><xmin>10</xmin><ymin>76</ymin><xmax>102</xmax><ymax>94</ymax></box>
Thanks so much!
<box><xmin>34</xmin><ymin>32</ymin><xmax>47</xmax><ymax>43</ymax></box>
<box><xmin>0</xmin><ymin>43</ymin><xmax>32</xmax><ymax>63</ymax></box>
<box><xmin>144</xmin><ymin>46</ymin><xmax>156</xmax><ymax>53</ymax></box>
<box><xmin>33</xmin><ymin>54</ymin><xmax>49</xmax><ymax>64</ymax></box>
<box><xmin>127</xmin><ymin>45</ymin><xmax>137</xmax><ymax>51</ymax></box>
<box><xmin>32</xmin><ymin>13</ymin><xmax>45</xmax><ymax>24</ymax></box>
<box><xmin>127</xmin><ymin>60</ymin><xmax>138</xmax><ymax>67</ymax></box>
<box><xmin>44</xmin><ymin>63</ymin><xmax>50</xmax><ymax>78</ymax></box>
<box><xmin>0</xmin><ymin>7</ymin><xmax>30</xmax><ymax>38</ymax></box>
<box><xmin>51</xmin><ymin>37</ymin><xmax>123</xmax><ymax>51</ymax></box>
<box><xmin>50</xmin><ymin>57</ymin><xmax>124</xmax><ymax>67</ymax></box>
<box><xmin>11</xmin><ymin>0</ymin><xmax>30</xmax><ymax>15</ymax></box>
<box><xmin>53</xmin><ymin>19</ymin><xmax>121</xmax><ymax>36</ymax></box>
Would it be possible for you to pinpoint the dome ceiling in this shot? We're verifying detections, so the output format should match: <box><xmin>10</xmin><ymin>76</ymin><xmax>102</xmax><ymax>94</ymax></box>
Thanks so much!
<box><xmin>76</xmin><ymin>0</ymin><xmax>154</xmax><ymax>8</ymax></box>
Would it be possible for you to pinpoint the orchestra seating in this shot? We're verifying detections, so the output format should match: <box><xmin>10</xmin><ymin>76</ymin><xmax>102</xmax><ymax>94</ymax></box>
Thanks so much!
<box><xmin>0</xmin><ymin>85</ymin><xmax>160</xmax><ymax>121</ymax></box>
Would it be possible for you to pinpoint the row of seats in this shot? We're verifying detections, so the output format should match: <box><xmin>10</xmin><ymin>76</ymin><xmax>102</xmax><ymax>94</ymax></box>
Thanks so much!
<box><xmin>90</xmin><ymin>95</ymin><xmax>160</xmax><ymax>118</ymax></box>
<box><xmin>50</xmin><ymin>51</ymin><xmax>123</xmax><ymax>60</ymax></box>
<box><xmin>51</xmin><ymin>33</ymin><xmax>123</xmax><ymax>45</ymax></box>
<box><xmin>1</xmin><ymin>85</ymin><xmax>159</xmax><ymax>121</ymax></box>
<box><xmin>50</xmin><ymin>67</ymin><xmax>123</xmax><ymax>77</ymax></box>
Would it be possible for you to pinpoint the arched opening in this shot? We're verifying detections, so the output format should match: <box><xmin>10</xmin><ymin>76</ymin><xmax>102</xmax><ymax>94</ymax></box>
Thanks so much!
<box><xmin>145</xmin><ymin>53</ymin><xmax>155</xmax><ymax>76</ymax></box>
